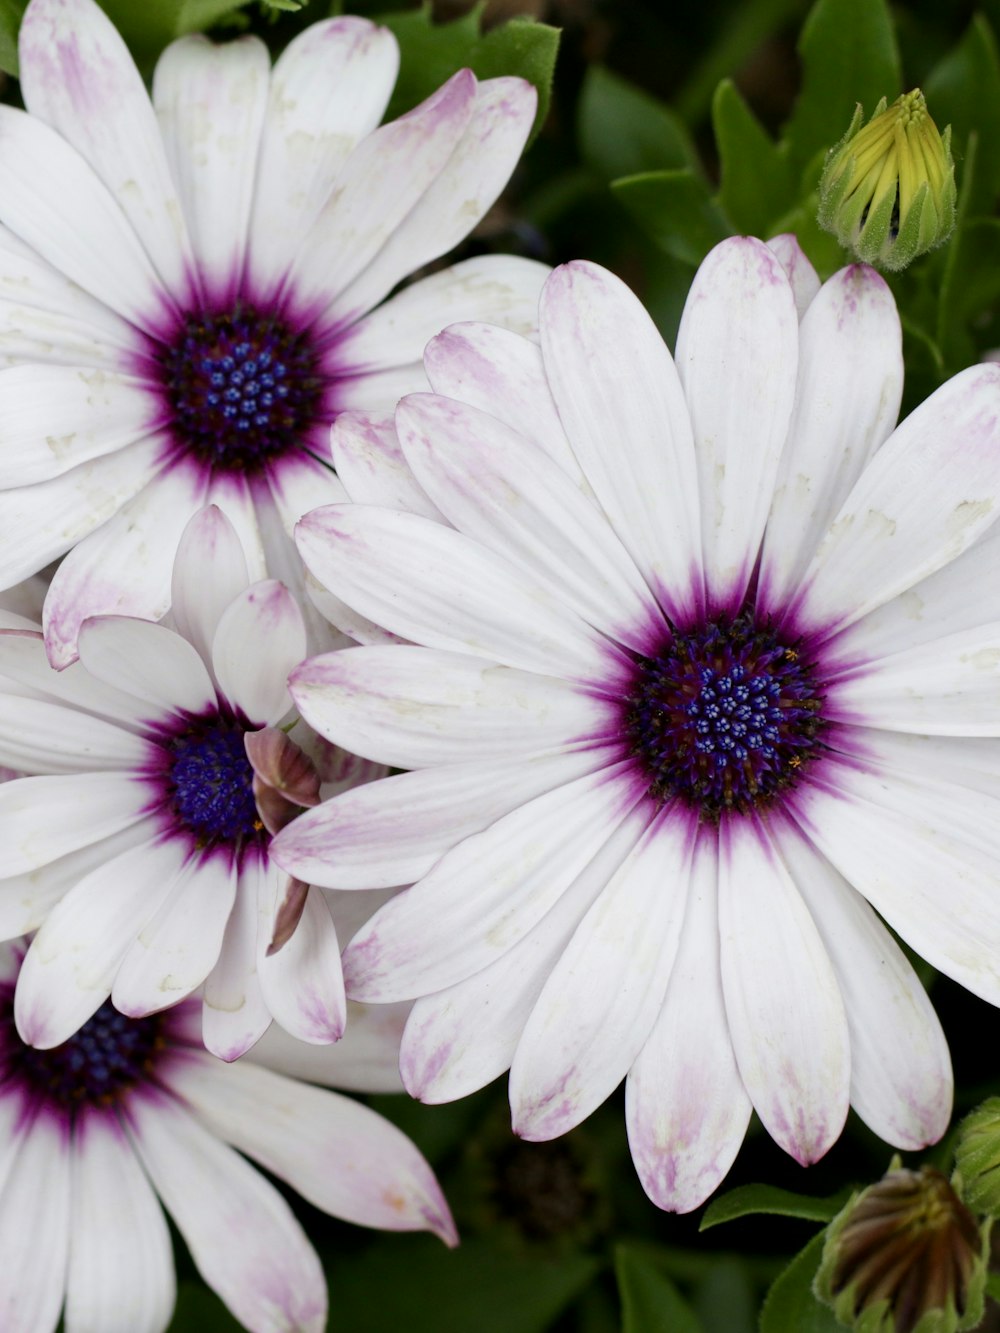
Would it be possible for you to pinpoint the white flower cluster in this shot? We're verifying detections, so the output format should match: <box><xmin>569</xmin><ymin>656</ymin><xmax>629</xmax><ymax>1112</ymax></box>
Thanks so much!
<box><xmin>0</xmin><ymin>0</ymin><xmax>999</xmax><ymax>1329</ymax></box>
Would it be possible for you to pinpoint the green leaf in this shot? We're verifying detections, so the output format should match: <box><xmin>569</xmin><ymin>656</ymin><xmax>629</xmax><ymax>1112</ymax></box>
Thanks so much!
<box><xmin>167</xmin><ymin>1282</ymin><xmax>244</xmax><ymax>1332</ymax></box>
<box><xmin>760</xmin><ymin>1231</ymin><xmax>841</xmax><ymax>1333</ymax></box>
<box><xmin>785</xmin><ymin>0</ymin><xmax>901</xmax><ymax>174</ymax></box>
<box><xmin>924</xmin><ymin>16</ymin><xmax>1000</xmax><ymax>213</ymax></box>
<box><xmin>712</xmin><ymin>78</ymin><xmax>794</xmax><ymax>235</ymax></box>
<box><xmin>377</xmin><ymin>5</ymin><xmax>559</xmax><ymax>143</ymax></box>
<box><xmin>0</xmin><ymin>0</ymin><xmax>26</xmax><ymax>76</ymax></box>
<box><xmin>578</xmin><ymin>66</ymin><xmax>700</xmax><ymax>184</ymax></box>
<box><xmin>326</xmin><ymin>1234</ymin><xmax>600</xmax><ymax>1333</ymax></box>
<box><xmin>700</xmin><ymin>1183</ymin><xmax>851</xmax><ymax>1231</ymax></box>
<box><xmin>612</xmin><ymin>169</ymin><xmax>731</xmax><ymax>266</ymax></box>
<box><xmin>614</xmin><ymin>1244</ymin><xmax>705</xmax><ymax>1333</ymax></box>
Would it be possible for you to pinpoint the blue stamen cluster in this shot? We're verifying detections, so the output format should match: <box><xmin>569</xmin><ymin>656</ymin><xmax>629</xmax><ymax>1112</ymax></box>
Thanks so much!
<box><xmin>160</xmin><ymin>307</ymin><xmax>323</xmax><ymax>473</ymax></box>
<box><xmin>624</xmin><ymin>614</ymin><xmax>826</xmax><ymax>817</ymax></box>
<box><xmin>5</xmin><ymin>996</ymin><xmax>163</xmax><ymax>1109</ymax></box>
<box><xmin>166</xmin><ymin>715</ymin><xmax>262</xmax><ymax>850</ymax></box>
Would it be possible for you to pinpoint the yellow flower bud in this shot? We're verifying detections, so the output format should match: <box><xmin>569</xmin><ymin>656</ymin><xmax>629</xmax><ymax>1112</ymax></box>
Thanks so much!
<box><xmin>818</xmin><ymin>90</ymin><xmax>956</xmax><ymax>271</ymax></box>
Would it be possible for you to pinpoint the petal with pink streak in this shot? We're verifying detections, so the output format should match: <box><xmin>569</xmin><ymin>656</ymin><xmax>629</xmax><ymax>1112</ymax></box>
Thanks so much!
<box><xmin>43</xmin><ymin>459</ymin><xmax>210</xmax><ymax>669</ymax></box>
<box><xmin>766</xmin><ymin>233</ymin><xmax>820</xmax><ymax>319</ymax></box>
<box><xmin>718</xmin><ymin>815</ymin><xmax>850</xmax><ymax>1165</ymax></box>
<box><xmin>332</xmin><ymin>410</ymin><xmax>443</xmax><ymax>519</ymax></box>
<box><xmin>126</xmin><ymin>1091</ymin><xmax>326</xmax><ymax>1333</ymax></box>
<box><xmin>212</xmin><ymin>580</ymin><xmax>306</xmax><ymax>725</ymax></box>
<box><xmin>170</xmin><ymin>505</ymin><xmax>250</xmax><ymax>667</ymax></box>
<box><xmin>257</xmin><ymin>875</ymin><xmax>346</xmax><ymax>1045</ymax></box>
<box><xmin>626</xmin><ymin>834</ymin><xmax>752</xmax><ymax>1213</ymax></box>
<box><xmin>202</xmin><ymin>869</ymin><xmax>271</xmax><ymax>1062</ymax></box>
<box><xmin>19</xmin><ymin>0</ymin><xmax>195</xmax><ymax>301</ymax></box>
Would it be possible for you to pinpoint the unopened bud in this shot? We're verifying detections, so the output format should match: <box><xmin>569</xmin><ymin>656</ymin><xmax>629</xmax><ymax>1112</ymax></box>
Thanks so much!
<box><xmin>954</xmin><ymin>1097</ymin><xmax>1000</xmax><ymax>1218</ymax></box>
<box><xmin>814</xmin><ymin>1161</ymin><xmax>989</xmax><ymax>1332</ymax></box>
<box><xmin>817</xmin><ymin>90</ymin><xmax>956</xmax><ymax>271</ymax></box>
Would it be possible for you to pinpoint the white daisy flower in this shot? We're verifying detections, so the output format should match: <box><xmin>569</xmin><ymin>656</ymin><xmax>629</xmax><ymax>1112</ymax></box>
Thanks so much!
<box><xmin>0</xmin><ymin>505</ymin><xmax>383</xmax><ymax>1060</ymax></box>
<box><xmin>0</xmin><ymin>0</ymin><xmax>545</xmax><ymax>666</ymax></box>
<box><xmin>273</xmin><ymin>237</ymin><xmax>1000</xmax><ymax>1212</ymax></box>
<box><xmin>0</xmin><ymin>938</ymin><xmax>455</xmax><ymax>1333</ymax></box>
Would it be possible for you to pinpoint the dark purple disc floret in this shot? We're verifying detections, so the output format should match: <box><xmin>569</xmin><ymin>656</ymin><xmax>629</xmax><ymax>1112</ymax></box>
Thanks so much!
<box><xmin>624</xmin><ymin>611</ymin><xmax>827</xmax><ymax>819</ymax></box>
<box><xmin>158</xmin><ymin>306</ymin><xmax>325</xmax><ymax>475</ymax></box>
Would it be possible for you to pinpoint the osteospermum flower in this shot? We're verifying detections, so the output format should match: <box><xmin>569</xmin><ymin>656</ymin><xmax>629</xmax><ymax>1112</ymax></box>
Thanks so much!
<box><xmin>273</xmin><ymin>237</ymin><xmax>1000</xmax><ymax>1212</ymax></box>
<box><xmin>0</xmin><ymin>939</ymin><xmax>455</xmax><ymax>1333</ymax></box>
<box><xmin>0</xmin><ymin>505</ymin><xmax>381</xmax><ymax>1059</ymax></box>
<box><xmin>0</xmin><ymin>0</ymin><xmax>544</xmax><ymax>667</ymax></box>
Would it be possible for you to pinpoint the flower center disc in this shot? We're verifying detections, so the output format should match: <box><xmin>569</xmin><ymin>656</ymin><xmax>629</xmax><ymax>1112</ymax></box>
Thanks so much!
<box><xmin>624</xmin><ymin>614</ymin><xmax>826</xmax><ymax>818</ymax></box>
<box><xmin>166</xmin><ymin>715</ymin><xmax>261</xmax><ymax>849</ymax></box>
<box><xmin>4</xmin><ymin>995</ymin><xmax>163</xmax><ymax>1109</ymax></box>
<box><xmin>160</xmin><ymin>307</ymin><xmax>323</xmax><ymax>474</ymax></box>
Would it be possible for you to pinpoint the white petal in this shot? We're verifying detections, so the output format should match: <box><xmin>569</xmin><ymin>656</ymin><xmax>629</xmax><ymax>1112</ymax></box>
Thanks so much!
<box><xmin>163</xmin><ymin>1054</ymin><xmax>456</xmax><ymax>1243</ymax></box>
<box><xmin>77</xmin><ymin>617</ymin><xmax>215</xmax><ymax>715</ymax></box>
<box><xmin>287</xmin><ymin>71</ymin><xmax>476</xmax><ymax>316</ymax></box>
<box><xmin>766</xmin><ymin>234</ymin><xmax>820</xmax><ymax>319</ymax></box>
<box><xmin>272</xmin><ymin>744</ymin><xmax>618</xmax><ymax>889</ymax></box>
<box><xmin>510</xmin><ymin>807</ymin><xmax>692</xmax><ymax>1138</ymax></box>
<box><xmin>112</xmin><ymin>855</ymin><xmax>237</xmax><ymax>1016</ymax></box>
<box><xmin>126</xmin><ymin>1093</ymin><xmax>326</xmax><ymax>1333</ymax></box>
<box><xmin>263</xmin><ymin>448</ymin><xmax>349</xmax><ymax>530</ymax></box>
<box><xmin>250</xmin><ymin>995</ymin><xmax>408</xmax><ymax>1093</ymax></box>
<box><xmin>204</xmin><ymin>471</ymin><xmax>269</xmax><ymax>583</ymax></box>
<box><xmin>0</xmin><ymin>365</ymin><xmax>154</xmax><ymax>486</ymax></box>
<box><xmin>296</xmin><ymin>504</ymin><xmax>614</xmax><ymax>680</ymax></box>
<box><xmin>0</xmin><ymin>772</ymin><xmax>147</xmax><ymax>878</ymax></box>
<box><xmin>14</xmin><ymin>836</ymin><xmax>184</xmax><ymax>1047</ymax></box>
<box><xmin>626</xmin><ymin>835</ymin><xmax>752</xmax><ymax>1213</ymax></box>
<box><xmin>211</xmin><ymin>580</ymin><xmax>305</xmax><ymax>726</ymax></box>
<box><xmin>831</xmin><ymin>622</ymin><xmax>1000</xmax><ymax>734</ymax></box>
<box><xmin>774</xmin><ymin>823</ymin><xmax>951</xmax><ymax>1150</ymax></box>
<box><xmin>170</xmin><ymin>505</ymin><xmax>251</xmax><ymax>666</ymax></box>
<box><xmin>153</xmin><ymin>35</ymin><xmax>270</xmax><ymax>299</ymax></box>
<box><xmin>719</xmin><ymin>816</ymin><xmax>850</xmax><ymax>1164</ymax></box>
<box><xmin>851</xmin><ymin>728</ymin><xmax>1000</xmax><ymax>801</ymax></box>
<box><xmin>43</xmin><ymin>463</ymin><xmax>209</xmax><ymax>668</ymax></box>
<box><xmin>0</xmin><ymin>299</ymin><xmax>132</xmax><ymax>371</ymax></box>
<box><xmin>291</xmin><ymin>645</ymin><xmax>609</xmax><ymax>769</ymax></box>
<box><xmin>65</xmin><ymin>1110</ymin><xmax>175</xmax><ymax>1333</ymax></box>
<box><xmin>343</xmin><ymin>763</ymin><xmax>645</xmax><ymax>1000</ymax></box>
<box><xmin>674</xmin><ymin>237</ymin><xmax>798</xmax><ymax>612</ymax></box>
<box><xmin>759</xmin><ymin>265</ymin><xmax>903</xmax><ymax>612</ymax></box>
<box><xmin>794</xmin><ymin>760</ymin><xmax>1000</xmax><ymax>1006</ymax></box>
<box><xmin>396</xmin><ymin>393</ymin><xmax>663</xmax><ymax>650</ymax></box>
<box><xmin>331</xmin><ymin>361</ymin><xmax>428</xmax><ymax>414</ymax></box>
<box><xmin>257</xmin><ymin>869</ymin><xmax>345</xmax><ymax>1045</ymax></box>
<box><xmin>336</xmin><ymin>255</ymin><xmax>551</xmax><ymax>375</ymax></box>
<box><xmin>0</xmin><ymin>105</ymin><xmax>173</xmax><ymax>333</ymax></box>
<box><xmin>539</xmin><ymin>260</ymin><xmax>703</xmax><ymax>622</ymax></box>
<box><xmin>19</xmin><ymin>0</ymin><xmax>194</xmax><ymax>300</ymax></box>
<box><xmin>331</xmin><ymin>410</ymin><xmax>443</xmax><ymax>518</ymax></box>
<box><xmin>0</xmin><ymin>627</ymin><xmax>155</xmax><ymax>729</ymax></box>
<box><xmin>402</xmin><ymin>807</ymin><xmax>650</xmax><ymax>1102</ymax></box>
<box><xmin>328</xmin><ymin>77</ymin><xmax>537</xmax><ymax>322</ymax></box>
<box><xmin>0</xmin><ymin>436</ymin><xmax>161</xmax><ymax>592</ymax></box>
<box><xmin>796</xmin><ymin>364</ymin><xmax>1000</xmax><ymax>638</ymax></box>
<box><xmin>247</xmin><ymin>17</ymin><xmax>399</xmax><ymax>291</ymax></box>
<box><xmin>423</xmin><ymin>320</ymin><xmax>581</xmax><ymax>478</ymax></box>
<box><xmin>0</xmin><ymin>695</ymin><xmax>146</xmax><ymax>774</ymax></box>
<box><xmin>0</xmin><ymin>1109</ymin><xmax>71</xmax><ymax>1333</ymax></box>
<box><xmin>202</xmin><ymin>871</ymin><xmax>271</xmax><ymax>1062</ymax></box>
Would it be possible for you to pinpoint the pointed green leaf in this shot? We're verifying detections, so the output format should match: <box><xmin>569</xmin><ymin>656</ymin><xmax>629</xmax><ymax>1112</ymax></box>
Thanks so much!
<box><xmin>700</xmin><ymin>1183</ymin><xmax>851</xmax><ymax>1231</ymax></box>
<box><xmin>578</xmin><ymin>66</ymin><xmax>700</xmax><ymax>184</ymax></box>
<box><xmin>614</xmin><ymin>1244</ymin><xmax>705</xmax><ymax>1333</ymax></box>
<box><xmin>924</xmin><ymin>16</ymin><xmax>1000</xmax><ymax>213</ymax></box>
<box><xmin>785</xmin><ymin>0</ymin><xmax>901</xmax><ymax>174</ymax></box>
<box><xmin>760</xmin><ymin>1231</ymin><xmax>841</xmax><ymax>1333</ymax></box>
<box><xmin>0</xmin><ymin>0</ymin><xmax>26</xmax><ymax>76</ymax></box>
<box><xmin>472</xmin><ymin>16</ymin><xmax>560</xmax><ymax>143</ymax></box>
<box><xmin>612</xmin><ymin>169</ymin><xmax>731</xmax><ymax>266</ymax></box>
<box><xmin>712</xmin><ymin>78</ymin><xmax>794</xmax><ymax>235</ymax></box>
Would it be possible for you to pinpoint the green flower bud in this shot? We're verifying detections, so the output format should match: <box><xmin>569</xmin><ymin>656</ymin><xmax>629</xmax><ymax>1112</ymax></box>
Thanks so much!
<box><xmin>954</xmin><ymin>1097</ymin><xmax>1000</xmax><ymax>1217</ymax></box>
<box><xmin>814</xmin><ymin>1161</ymin><xmax>989</xmax><ymax>1333</ymax></box>
<box><xmin>817</xmin><ymin>90</ymin><xmax>956</xmax><ymax>271</ymax></box>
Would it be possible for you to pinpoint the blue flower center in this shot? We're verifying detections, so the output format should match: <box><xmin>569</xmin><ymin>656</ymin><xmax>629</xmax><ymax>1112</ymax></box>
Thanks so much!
<box><xmin>5</xmin><ymin>998</ymin><xmax>163</xmax><ymax>1109</ymax></box>
<box><xmin>625</xmin><ymin>615</ymin><xmax>826</xmax><ymax>817</ymax></box>
<box><xmin>160</xmin><ymin>307</ymin><xmax>323</xmax><ymax>474</ymax></box>
<box><xmin>167</xmin><ymin>715</ymin><xmax>262</xmax><ymax>848</ymax></box>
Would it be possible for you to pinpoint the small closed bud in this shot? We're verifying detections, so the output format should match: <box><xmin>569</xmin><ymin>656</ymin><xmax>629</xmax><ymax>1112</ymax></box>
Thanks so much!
<box><xmin>818</xmin><ymin>90</ymin><xmax>956</xmax><ymax>271</ymax></box>
<box><xmin>954</xmin><ymin>1097</ymin><xmax>1000</xmax><ymax>1217</ymax></box>
<box><xmin>814</xmin><ymin>1161</ymin><xmax>989</xmax><ymax>1333</ymax></box>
